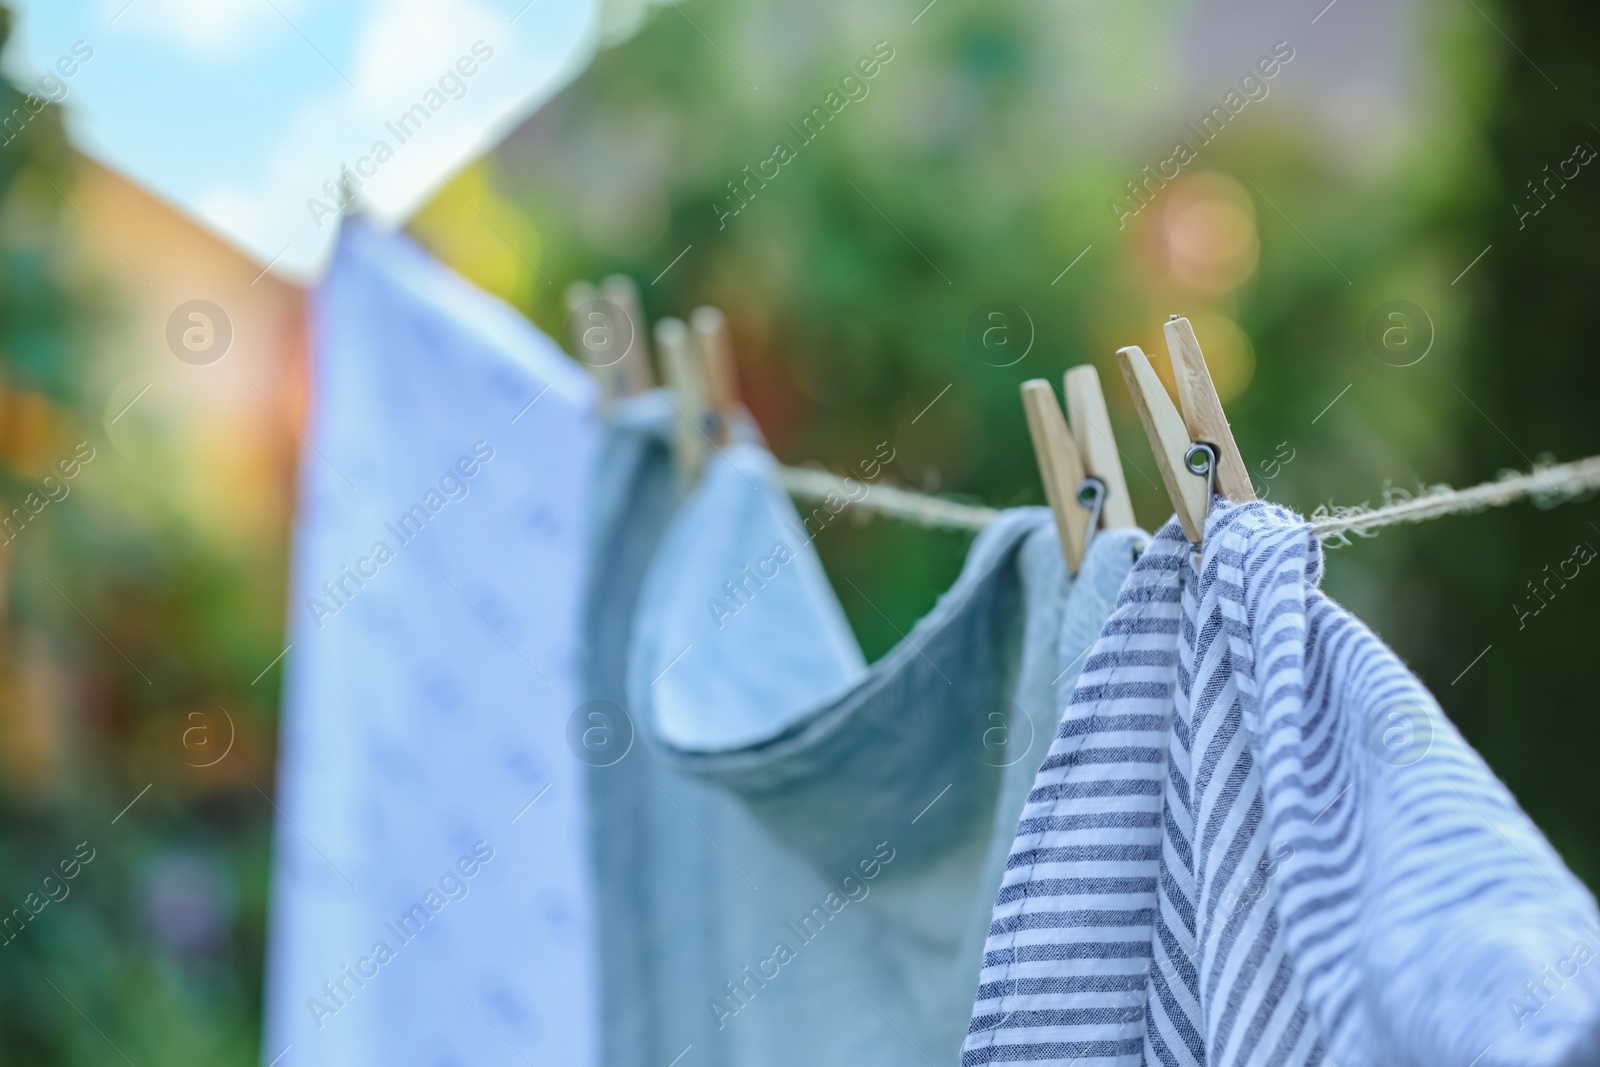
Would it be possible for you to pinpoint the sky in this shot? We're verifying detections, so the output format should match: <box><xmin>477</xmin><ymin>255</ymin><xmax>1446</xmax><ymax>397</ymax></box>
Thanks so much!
<box><xmin>6</xmin><ymin>0</ymin><xmax>600</xmax><ymax>279</ymax></box>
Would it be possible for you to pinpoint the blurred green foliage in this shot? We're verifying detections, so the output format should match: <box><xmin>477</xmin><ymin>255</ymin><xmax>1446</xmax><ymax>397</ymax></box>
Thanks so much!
<box><xmin>494</xmin><ymin>0</ymin><xmax>1469</xmax><ymax>646</ymax></box>
<box><xmin>0</xmin><ymin>7</ymin><xmax>77</xmax><ymax>403</ymax></box>
<box><xmin>0</xmin><ymin>7</ymin><xmax>273</xmax><ymax>1064</ymax></box>
<box><xmin>1398</xmin><ymin>0</ymin><xmax>1600</xmax><ymax>885</ymax></box>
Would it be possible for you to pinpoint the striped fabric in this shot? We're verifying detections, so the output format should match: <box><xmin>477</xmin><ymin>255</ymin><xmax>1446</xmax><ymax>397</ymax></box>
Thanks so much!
<box><xmin>968</xmin><ymin>502</ymin><xmax>1600</xmax><ymax>1067</ymax></box>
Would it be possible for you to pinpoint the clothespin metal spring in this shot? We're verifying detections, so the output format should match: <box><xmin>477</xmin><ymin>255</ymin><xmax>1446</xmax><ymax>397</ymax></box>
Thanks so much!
<box><xmin>1074</xmin><ymin>476</ymin><xmax>1106</xmax><ymax>559</ymax></box>
<box><xmin>1182</xmin><ymin>442</ymin><xmax>1218</xmax><ymax>544</ymax></box>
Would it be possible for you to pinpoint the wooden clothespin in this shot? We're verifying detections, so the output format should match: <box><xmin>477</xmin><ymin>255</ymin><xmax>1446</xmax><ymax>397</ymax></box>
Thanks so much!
<box><xmin>1064</xmin><ymin>366</ymin><xmax>1137</xmax><ymax>533</ymax></box>
<box><xmin>600</xmin><ymin>274</ymin><xmax>656</xmax><ymax>396</ymax></box>
<box><xmin>563</xmin><ymin>276</ymin><xmax>655</xmax><ymax>408</ymax></box>
<box><xmin>656</xmin><ymin>305</ymin><xmax>743</xmax><ymax>489</ymax></box>
<box><xmin>1116</xmin><ymin>315</ymin><xmax>1253</xmax><ymax>544</ymax></box>
<box><xmin>656</xmin><ymin>317</ymin><xmax>714</xmax><ymax>488</ymax></box>
<box><xmin>563</xmin><ymin>279</ymin><xmax>597</xmax><ymax>349</ymax></box>
<box><xmin>1020</xmin><ymin>365</ymin><xmax>1136</xmax><ymax>574</ymax></box>
<box><xmin>690</xmin><ymin>306</ymin><xmax>741</xmax><ymax>432</ymax></box>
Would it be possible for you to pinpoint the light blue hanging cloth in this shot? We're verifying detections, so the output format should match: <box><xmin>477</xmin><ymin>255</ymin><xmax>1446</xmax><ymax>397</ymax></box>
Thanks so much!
<box><xmin>587</xmin><ymin>406</ymin><xmax>1145</xmax><ymax>1067</ymax></box>
<box><xmin>263</xmin><ymin>219</ymin><xmax>601</xmax><ymax>1066</ymax></box>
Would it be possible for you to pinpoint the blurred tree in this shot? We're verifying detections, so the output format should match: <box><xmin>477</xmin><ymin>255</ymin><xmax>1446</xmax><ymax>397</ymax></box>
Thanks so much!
<box><xmin>469</xmin><ymin>0</ymin><xmax>1510</xmax><ymax>675</ymax></box>
<box><xmin>0</xmin><ymin>7</ymin><xmax>272</xmax><ymax>1063</ymax></box>
<box><xmin>1391</xmin><ymin>0</ymin><xmax>1600</xmax><ymax>887</ymax></box>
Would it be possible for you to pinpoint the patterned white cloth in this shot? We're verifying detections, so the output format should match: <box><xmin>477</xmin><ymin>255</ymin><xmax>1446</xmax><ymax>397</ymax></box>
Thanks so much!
<box><xmin>968</xmin><ymin>502</ymin><xmax>1600</xmax><ymax>1067</ymax></box>
<box><xmin>263</xmin><ymin>219</ymin><xmax>600</xmax><ymax>1065</ymax></box>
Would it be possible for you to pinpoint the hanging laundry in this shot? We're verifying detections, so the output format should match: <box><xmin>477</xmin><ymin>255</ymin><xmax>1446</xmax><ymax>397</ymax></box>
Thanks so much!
<box><xmin>969</xmin><ymin>502</ymin><xmax>1600</xmax><ymax>1067</ymax></box>
<box><xmin>263</xmin><ymin>219</ymin><xmax>600</xmax><ymax>1065</ymax></box>
<box><xmin>587</xmin><ymin>401</ymin><xmax>1145</xmax><ymax>1067</ymax></box>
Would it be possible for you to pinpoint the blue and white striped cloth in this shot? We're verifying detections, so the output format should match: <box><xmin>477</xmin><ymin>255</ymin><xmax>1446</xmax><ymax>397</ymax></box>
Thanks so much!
<box><xmin>968</xmin><ymin>502</ymin><xmax>1600</xmax><ymax>1067</ymax></box>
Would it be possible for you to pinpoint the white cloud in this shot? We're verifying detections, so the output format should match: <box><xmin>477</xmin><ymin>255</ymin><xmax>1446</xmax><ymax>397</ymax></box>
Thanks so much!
<box><xmin>349</xmin><ymin>0</ymin><xmax>504</xmax><ymax>112</ymax></box>
<box><xmin>109</xmin><ymin>0</ymin><xmax>313</xmax><ymax>59</ymax></box>
<box><xmin>15</xmin><ymin>0</ymin><xmax>600</xmax><ymax>278</ymax></box>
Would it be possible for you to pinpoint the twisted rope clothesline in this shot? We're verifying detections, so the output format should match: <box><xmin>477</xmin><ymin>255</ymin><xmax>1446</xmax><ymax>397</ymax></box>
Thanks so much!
<box><xmin>777</xmin><ymin>466</ymin><xmax>1001</xmax><ymax>530</ymax></box>
<box><xmin>777</xmin><ymin>454</ymin><xmax>1600</xmax><ymax>540</ymax></box>
<box><xmin>1306</xmin><ymin>453</ymin><xmax>1600</xmax><ymax>543</ymax></box>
